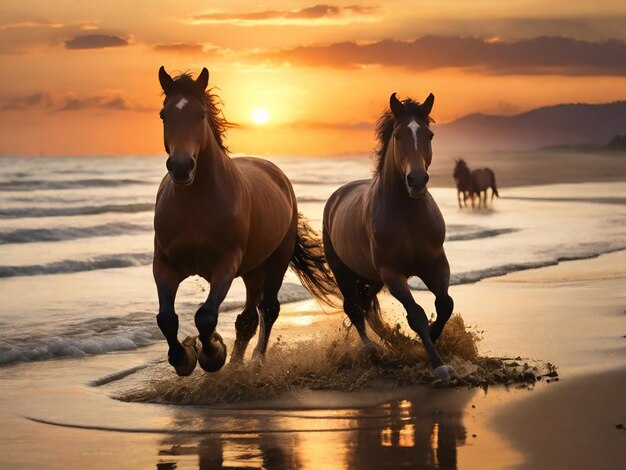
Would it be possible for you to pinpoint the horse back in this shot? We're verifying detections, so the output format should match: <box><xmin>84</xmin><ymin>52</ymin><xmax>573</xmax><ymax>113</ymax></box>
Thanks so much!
<box><xmin>471</xmin><ymin>168</ymin><xmax>494</xmax><ymax>191</ymax></box>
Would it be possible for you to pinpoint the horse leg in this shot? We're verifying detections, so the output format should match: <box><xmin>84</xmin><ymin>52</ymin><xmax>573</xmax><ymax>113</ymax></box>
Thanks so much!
<box><xmin>420</xmin><ymin>254</ymin><xmax>454</xmax><ymax>343</ymax></box>
<box><xmin>323</xmin><ymin>229</ymin><xmax>372</xmax><ymax>345</ymax></box>
<box><xmin>457</xmin><ymin>189</ymin><xmax>463</xmax><ymax>209</ymax></box>
<box><xmin>379</xmin><ymin>268</ymin><xmax>451</xmax><ymax>380</ymax></box>
<box><xmin>195</xmin><ymin>254</ymin><xmax>241</xmax><ymax>372</ymax></box>
<box><xmin>230</xmin><ymin>271</ymin><xmax>263</xmax><ymax>364</ymax></box>
<box><xmin>250</xmin><ymin>227</ymin><xmax>295</xmax><ymax>363</ymax></box>
<box><xmin>153</xmin><ymin>256</ymin><xmax>196</xmax><ymax>376</ymax></box>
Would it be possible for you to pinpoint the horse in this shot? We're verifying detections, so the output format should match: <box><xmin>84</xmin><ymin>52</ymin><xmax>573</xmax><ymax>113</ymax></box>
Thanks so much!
<box><xmin>153</xmin><ymin>66</ymin><xmax>337</xmax><ymax>376</ymax></box>
<box><xmin>452</xmin><ymin>158</ymin><xmax>499</xmax><ymax>208</ymax></box>
<box><xmin>323</xmin><ymin>92</ymin><xmax>455</xmax><ymax>380</ymax></box>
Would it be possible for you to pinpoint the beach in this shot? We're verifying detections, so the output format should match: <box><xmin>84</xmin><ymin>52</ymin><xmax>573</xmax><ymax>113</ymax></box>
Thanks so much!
<box><xmin>0</xmin><ymin>251</ymin><xmax>624</xmax><ymax>468</ymax></box>
<box><xmin>0</xmin><ymin>154</ymin><xmax>625</xmax><ymax>468</ymax></box>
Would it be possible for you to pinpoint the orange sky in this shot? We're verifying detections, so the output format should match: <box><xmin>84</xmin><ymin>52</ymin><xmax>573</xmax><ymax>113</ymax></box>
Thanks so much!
<box><xmin>1</xmin><ymin>1</ymin><xmax>625</xmax><ymax>156</ymax></box>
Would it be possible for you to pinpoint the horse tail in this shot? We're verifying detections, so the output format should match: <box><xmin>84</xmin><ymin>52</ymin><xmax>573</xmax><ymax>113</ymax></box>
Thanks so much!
<box><xmin>363</xmin><ymin>293</ymin><xmax>421</xmax><ymax>352</ymax></box>
<box><xmin>488</xmin><ymin>168</ymin><xmax>499</xmax><ymax>199</ymax></box>
<box><xmin>290</xmin><ymin>213</ymin><xmax>341</xmax><ymax>307</ymax></box>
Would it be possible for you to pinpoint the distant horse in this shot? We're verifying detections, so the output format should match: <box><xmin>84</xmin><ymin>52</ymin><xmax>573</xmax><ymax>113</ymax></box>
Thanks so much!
<box><xmin>323</xmin><ymin>92</ymin><xmax>454</xmax><ymax>380</ymax></box>
<box><xmin>452</xmin><ymin>158</ymin><xmax>499</xmax><ymax>208</ymax></box>
<box><xmin>153</xmin><ymin>67</ymin><xmax>337</xmax><ymax>376</ymax></box>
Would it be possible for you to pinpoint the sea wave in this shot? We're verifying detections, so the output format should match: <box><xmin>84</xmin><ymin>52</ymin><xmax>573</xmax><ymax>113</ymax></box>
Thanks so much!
<box><xmin>0</xmin><ymin>282</ymin><xmax>310</xmax><ymax>367</ymax></box>
<box><xmin>0</xmin><ymin>222</ymin><xmax>151</xmax><ymax>244</ymax></box>
<box><xmin>0</xmin><ymin>178</ymin><xmax>151</xmax><ymax>191</ymax></box>
<box><xmin>0</xmin><ymin>202</ymin><xmax>154</xmax><ymax>219</ymax></box>
<box><xmin>0</xmin><ymin>252</ymin><xmax>152</xmax><ymax>278</ymax></box>
<box><xmin>447</xmin><ymin>228</ymin><xmax>517</xmax><ymax>242</ymax></box>
<box><xmin>0</xmin><ymin>313</ymin><xmax>164</xmax><ymax>367</ymax></box>
<box><xmin>409</xmin><ymin>245</ymin><xmax>626</xmax><ymax>289</ymax></box>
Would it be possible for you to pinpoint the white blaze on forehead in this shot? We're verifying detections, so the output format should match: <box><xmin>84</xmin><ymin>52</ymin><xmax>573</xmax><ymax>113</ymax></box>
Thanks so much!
<box><xmin>407</xmin><ymin>120</ymin><xmax>420</xmax><ymax>150</ymax></box>
<box><xmin>175</xmin><ymin>97</ymin><xmax>188</xmax><ymax>110</ymax></box>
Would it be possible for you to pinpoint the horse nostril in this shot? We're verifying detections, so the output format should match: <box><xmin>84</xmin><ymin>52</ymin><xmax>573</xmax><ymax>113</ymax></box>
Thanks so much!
<box><xmin>166</xmin><ymin>157</ymin><xmax>174</xmax><ymax>172</ymax></box>
<box><xmin>188</xmin><ymin>159</ymin><xmax>195</xmax><ymax>172</ymax></box>
<box><xmin>423</xmin><ymin>174</ymin><xmax>430</xmax><ymax>185</ymax></box>
<box><xmin>406</xmin><ymin>174</ymin><xmax>416</xmax><ymax>186</ymax></box>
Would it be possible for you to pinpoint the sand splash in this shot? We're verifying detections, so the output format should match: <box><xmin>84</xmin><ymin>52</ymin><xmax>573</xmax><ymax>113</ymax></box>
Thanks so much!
<box><xmin>112</xmin><ymin>315</ymin><xmax>557</xmax><ymax>405</ymax></box>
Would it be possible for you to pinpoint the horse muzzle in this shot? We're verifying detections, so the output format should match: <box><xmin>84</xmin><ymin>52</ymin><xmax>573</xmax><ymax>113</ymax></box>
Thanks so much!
<box><xmin>166</xmin><ymin>156</ymin><xmax>196</xmax><ymax>186</ymax></box>
<box><xmin>406</xmin><ymin>173</ymin><xmax>429</xmax><ymax>198</ymax></box>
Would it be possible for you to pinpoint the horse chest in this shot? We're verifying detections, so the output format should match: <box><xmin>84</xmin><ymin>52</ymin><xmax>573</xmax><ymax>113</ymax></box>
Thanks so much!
<box><xmin>154</xmin><ymin>198</ymin><xmax>244</xmax><ymax>276</ymax></box>
<box><xmin>371</xmin><ymin>209</ymin><xmax>445</xmax><ymax>271</ymax></box>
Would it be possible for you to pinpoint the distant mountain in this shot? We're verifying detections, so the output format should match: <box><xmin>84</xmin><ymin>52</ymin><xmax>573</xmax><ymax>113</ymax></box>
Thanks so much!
<box><xmin>437</xmin><ymin>101</ymin><xmax>626</xmax><ymax>151</ymax></box>
<box><xmin>603</xmin><ymin>134</ymin><xmax>626</xmax><ymax>151</ymax></box>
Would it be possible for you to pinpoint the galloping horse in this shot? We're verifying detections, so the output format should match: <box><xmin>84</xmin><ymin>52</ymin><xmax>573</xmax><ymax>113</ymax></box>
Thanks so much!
<box><xmin>323</xmin><ymin>93</ymin><xmax>454</xmax><ymax>380</ymax></box>
<box><xmin>153</xmin><ymin>67</ymin><xmax>336</xmax><ymax>376</ymax></box>
<box><xmin>453</xmin><ymin>158</ymin><xmax>499</xmax><ymax>208</ymax></box>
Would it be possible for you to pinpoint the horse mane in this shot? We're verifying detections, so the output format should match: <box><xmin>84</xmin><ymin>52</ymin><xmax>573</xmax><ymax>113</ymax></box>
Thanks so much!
<box><xmin>373</xmin><ymin>98</ymin><xmax>434</xmax><ymax>175</ymax></box>
<box><xmin>453</xmin><ymin>158</ymin><xmax>470</xmax><ymax>178</ymax></box>
<box><xmin>166</xmin><ymin>72</ymin><xmax>231</xmax><ymax>153</ymax></box>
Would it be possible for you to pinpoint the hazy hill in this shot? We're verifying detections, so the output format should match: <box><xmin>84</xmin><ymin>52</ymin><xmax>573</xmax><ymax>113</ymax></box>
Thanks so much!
<box><xmin>437</xmin><ymin>101</ymin><xmax>626</xmax><ymax>151</ymax></box>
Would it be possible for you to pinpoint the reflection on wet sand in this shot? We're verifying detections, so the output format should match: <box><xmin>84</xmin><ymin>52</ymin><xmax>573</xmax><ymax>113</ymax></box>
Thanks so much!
<box><xmin>156</xmin><ymin>388</ymin><xmax>474</xmax><ymax>469</ymax></box>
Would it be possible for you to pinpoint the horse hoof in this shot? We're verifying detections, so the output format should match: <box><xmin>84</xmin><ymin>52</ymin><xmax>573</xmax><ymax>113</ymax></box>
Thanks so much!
<box><xmin>197</xmin><ymin>332</ymin><xmax>227</xmax><ymax>372</ymax></box>
<box><xmin>172</xmin><ymin>336</ymin><xmax>198</xmax><ymax>376</ymax></box>
<box><xmin>433</xmin><ymin>364</ymin><xmax>455</xmax><ymax>381</ymax></box>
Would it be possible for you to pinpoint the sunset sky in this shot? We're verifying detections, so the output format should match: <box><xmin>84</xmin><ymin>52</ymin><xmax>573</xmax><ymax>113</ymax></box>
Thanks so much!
<box><xmin>1</xmin><ymin>1</ymin><xmax>625</xmax><ymax>156</ymax></box>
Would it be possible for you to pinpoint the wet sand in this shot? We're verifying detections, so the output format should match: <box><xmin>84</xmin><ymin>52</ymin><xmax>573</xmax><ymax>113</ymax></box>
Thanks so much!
<box><xmin>0</xmin><ymin>250</ymin><xmax>624</xmax><ymax>468</ymax></box>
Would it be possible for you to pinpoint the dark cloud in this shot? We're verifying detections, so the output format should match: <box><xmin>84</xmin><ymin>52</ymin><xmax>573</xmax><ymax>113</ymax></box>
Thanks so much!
<box><xmin>254</xmin><ymin>35</ymin><xmax>626</xmax><ymax>76</ymax></box>
<box><xmin>188</xmin><ymin>4</ymin><xmax>378</xmax><ymax>25</ymax></box>
<box><xmin>65</xmin><ymin>34</ymin><xmax>128</xmax><ymax>50</ymax></box>
<box><xmin>0</xmin><ymin>20</ymin><xmax>100</xmax><ymax>54</ymax></box>
<box><xmin>57</xmin><ymin>96</ymin><xmax>130</xmax><ymax>111</ymax></box>
<box><xmin>0</xmin><ymin>93</ymin><xmax>149</xmax><ymax>113</ymax></box>
<box><xmin>0</xmin><ymin>93</ymin><xmax>52</xmax><ymax>110</ymax></box>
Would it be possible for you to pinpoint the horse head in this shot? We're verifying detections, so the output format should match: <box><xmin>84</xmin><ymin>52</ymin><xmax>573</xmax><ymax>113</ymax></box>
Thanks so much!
<box><xmin>453</xmin><ymin>158</ymin><xmax>470</xmax><ymax>180</ymax></box>
<box><xmin>389</xmin><ymin>92</ymin><xmax>435</xmax><ymax>198</ymax></box>
<box><xmin>158</xmin><ymin>66</ymin><xmax>212</xmax><ymax>185</ymax></box>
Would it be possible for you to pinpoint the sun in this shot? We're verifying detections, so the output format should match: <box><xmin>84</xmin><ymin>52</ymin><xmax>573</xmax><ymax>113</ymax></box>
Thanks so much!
<box><xmin>251</xmin><ymin>108</ymin><xmax>270</xmax><ymax>125</ymax></box>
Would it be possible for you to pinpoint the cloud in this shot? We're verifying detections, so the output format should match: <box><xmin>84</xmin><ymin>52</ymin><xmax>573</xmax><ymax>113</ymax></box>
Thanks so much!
<box><xmin>57</xmin><ymin>96</ymin><xmax>129</xmax><ymax>111</ymax></box>
<box><xmin>65</xmin><ymin>34</ymin><xmax>128</xmax><ymax>50</ymax></box>
<box><xmin>0</xmin><ymin>93</ymin><xmax>149</xmax><ymax>113</ymax></box>
<box><xmin>186</xmin><ymin>4</ymin><xmax>379</xmax><ymax>26</ymax></box>
<box><xmin>0</xmin><ymin>20</ymin><xmax>100</xmax><ymax>54</ymax></box>
<box><xmin>0</xmin><ymin>93</ymin><xmax>52</xmax><ymax>110</ymax></box>
<box><xmin>253</xmin><ymin>35</ymin><xmax>626</xmax><ymax>76</ymax></box>
<box><xmin>153</xmin><ymin>43</ymin><xmax>220</xmax><ymax>56</ymax></box>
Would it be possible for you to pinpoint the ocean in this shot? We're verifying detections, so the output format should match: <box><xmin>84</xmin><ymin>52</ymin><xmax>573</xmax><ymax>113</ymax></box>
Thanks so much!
<box><xmin>1</xmin><ymin>155</ymin><xmax>624</xmax><ymax>368</ymax></box>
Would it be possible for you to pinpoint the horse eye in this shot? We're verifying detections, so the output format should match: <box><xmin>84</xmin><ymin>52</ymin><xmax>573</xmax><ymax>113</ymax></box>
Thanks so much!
<box><xmin>199</xmin><ymin>112</ymin><xmax>206</xmax><ymax>120</ymax></box>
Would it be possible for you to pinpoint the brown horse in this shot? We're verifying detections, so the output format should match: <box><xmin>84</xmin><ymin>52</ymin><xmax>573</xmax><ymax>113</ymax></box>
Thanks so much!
<box><xmin>452</xmin><ymin>158</ymin><xmax>499</xmax><ymax>208</ymax></box>
<box><xmin>323</xmin><ymin>93</ymin><xmax>454</xmax><ymax>380</ymax></box>
<box><xmin>153</xmin><ymin>67</ymin><xmax>336</xmax><ymax>376</ymax></box>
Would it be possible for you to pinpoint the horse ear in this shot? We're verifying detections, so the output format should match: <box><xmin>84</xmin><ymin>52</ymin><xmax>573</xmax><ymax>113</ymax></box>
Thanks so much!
<box><xmin>196</xmin><ymin>67</ymin><xmax>209</xmax><ymax>92</ymax></box>
<box><xmin>390</xmin><ymin>93</ymin><xmax>405</xmax><ymax>119</ymax></box>
<box><xmin>421</xmin><ymin>93</ymin><xmax>435</xmax><ymax>115</ymax></box>
<box><xmin>159</xmin><ymin>66</ymin><xmax>175</xmax><ymax>93</ymax></box>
